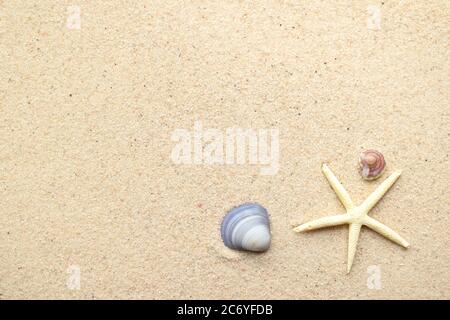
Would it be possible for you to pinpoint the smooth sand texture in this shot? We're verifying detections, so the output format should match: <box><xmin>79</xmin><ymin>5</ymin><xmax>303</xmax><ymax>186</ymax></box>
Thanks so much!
<box><xmin>0</xmin><ymin>1</ymin><xmax>449</xmax><ymax>299</ymax></box>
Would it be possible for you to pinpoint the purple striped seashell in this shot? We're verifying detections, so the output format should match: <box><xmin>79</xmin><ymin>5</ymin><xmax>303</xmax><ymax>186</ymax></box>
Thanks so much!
<box><xmin>220</xmin><ymin>203</ymin><xmax>271</xmax><ymax>252</ymax></box>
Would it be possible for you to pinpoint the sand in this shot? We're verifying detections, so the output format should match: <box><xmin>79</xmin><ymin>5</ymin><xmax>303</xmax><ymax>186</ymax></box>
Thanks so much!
<box><xmin>0</xmin><ymin>1</ymin><xmax>449</xmax><ymax>299</ymax></box>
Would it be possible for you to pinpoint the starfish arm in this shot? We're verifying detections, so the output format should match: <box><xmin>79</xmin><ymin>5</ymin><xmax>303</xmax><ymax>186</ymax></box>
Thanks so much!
<box><xmin>360</xmin><ymin>170</ymin><xmax>402</xmax><ymax>213</ymax></box>
<box><xmin>293</xmin><ymin>214</ymin><xmax>349</xmax><ymax>232</ymax></box>
<box><xmin>347</xmin><ymin>223</ymin><xmax>362</xmax><ymax>273</ymax></box>
<box><xmin>322</xmin><ymin>164</ymin><xmax>355</xmax><ymax>210</ymax></box>
<box><xmin>363</xmin><ymin>216</ymin><xmax>409</xmax><ymax>248</ymax></box>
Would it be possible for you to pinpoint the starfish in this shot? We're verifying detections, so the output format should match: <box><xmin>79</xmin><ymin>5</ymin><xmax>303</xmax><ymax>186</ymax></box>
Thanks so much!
<box><xmin>294</xmin><ymin>164</ymin><xmax>409</xmax><ymax>273</ymax></box>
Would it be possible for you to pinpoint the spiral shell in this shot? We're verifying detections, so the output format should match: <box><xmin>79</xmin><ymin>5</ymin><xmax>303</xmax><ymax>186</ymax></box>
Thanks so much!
<box><xmin>359</xmin><ymin>149</ymin><xmax>386</xmax><ymax>180</ymax></box>
<box><xmin>220</xmin><ymin>203</ymin><xmax>271</xmax><ymax>252</ymax></box>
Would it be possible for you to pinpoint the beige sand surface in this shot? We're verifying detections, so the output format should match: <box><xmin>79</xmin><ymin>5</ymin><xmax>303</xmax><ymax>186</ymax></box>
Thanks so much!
<box><xmin>1</xmin><ymin>1</ymin><xmax>449</xmax><ymax>299</ymax></box>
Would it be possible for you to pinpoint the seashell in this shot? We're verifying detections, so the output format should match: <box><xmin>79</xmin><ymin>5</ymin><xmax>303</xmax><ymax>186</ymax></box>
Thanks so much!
<box><xmin>359</xmin><ymin>149</ymin><xmax>386</xmax><ymax>180</ymax></box>
<box><xmin>220</xmin><ymin>203</ymin><xmax>271</xmax><ymax>252</ymax></box>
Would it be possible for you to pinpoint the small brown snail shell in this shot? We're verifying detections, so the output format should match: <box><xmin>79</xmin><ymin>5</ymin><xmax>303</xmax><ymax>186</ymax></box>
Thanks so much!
<box><xmin>359</xmin><ymin>149</ymin><xmax>386</xmax><ymax>180</ymax></box>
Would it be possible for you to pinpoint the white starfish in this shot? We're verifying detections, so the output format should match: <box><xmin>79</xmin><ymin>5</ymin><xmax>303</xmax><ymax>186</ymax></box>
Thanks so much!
<box><xmin>294</xmin><ymin>164</ymin><xmax>409</xmax><ymax>273</ymax></box>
